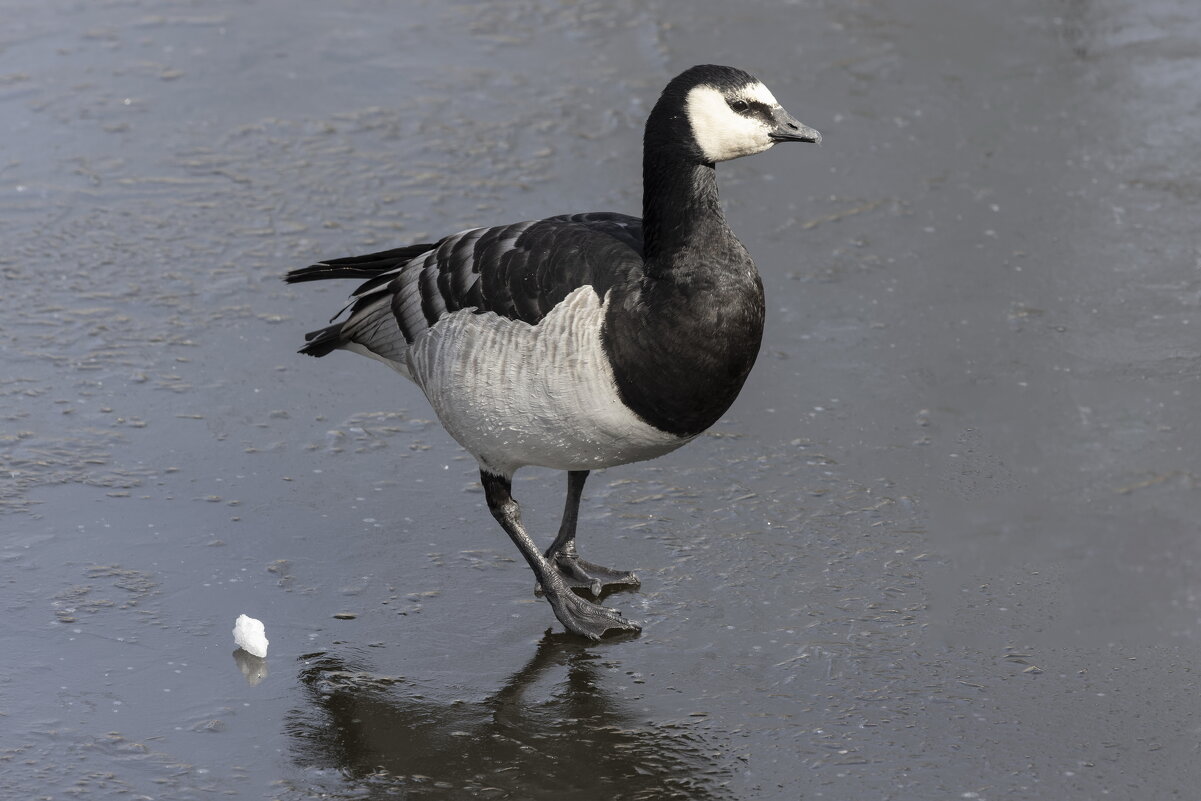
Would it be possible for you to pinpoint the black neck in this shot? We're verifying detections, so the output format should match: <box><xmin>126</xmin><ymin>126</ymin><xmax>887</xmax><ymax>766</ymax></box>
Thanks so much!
<box><xmin>601</xmin><ymin>136</ymin><xmax>765</xmax><ymax>437</ymax></box>
<box><xmin>640</xmin><ymin>151</ymin><xmax>723</xmax><ymax>274</ymax></box>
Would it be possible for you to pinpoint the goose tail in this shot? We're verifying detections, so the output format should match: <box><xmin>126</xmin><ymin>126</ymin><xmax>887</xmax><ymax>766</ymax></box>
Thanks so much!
<box><xmin>284</xmin><ymin>243</ymin><xmax>437</xmax><ymax>284</ymax></box>
<box><xmin>286</xmin><ymin>242</ymin><xmax>439</xmax><ymax>358</ymax></box>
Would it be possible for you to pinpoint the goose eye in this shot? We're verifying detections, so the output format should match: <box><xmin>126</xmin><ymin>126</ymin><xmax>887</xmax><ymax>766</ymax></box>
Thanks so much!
<box><xmin>729</xmin><ymin>99</ymin><xmax>749</xmax><ymax>113</ymax></box>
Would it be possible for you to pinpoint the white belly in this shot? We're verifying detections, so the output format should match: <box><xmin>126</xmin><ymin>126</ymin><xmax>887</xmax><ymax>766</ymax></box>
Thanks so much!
<box><xmin>407</xmin><ymin>286</ymin><xmax>690</xmax><ymax>476</ymax></box>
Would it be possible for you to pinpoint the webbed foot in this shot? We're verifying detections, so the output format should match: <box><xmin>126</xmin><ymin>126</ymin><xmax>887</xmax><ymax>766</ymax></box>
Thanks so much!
<box><xmin>544</xmin><ymin>584</ymin><xmax>642</xmax><ymax>640</ymax></box>
<box><xmin>539</xmin><ymin>555</ymin><xmax>640</xmax><ymax>597</ymax></box>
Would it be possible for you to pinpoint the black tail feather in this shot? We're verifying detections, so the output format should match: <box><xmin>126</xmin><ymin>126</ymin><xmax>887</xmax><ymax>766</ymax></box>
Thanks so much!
<box><xmin>284</xmin><ymin>243</ymin><xmax>438</xmax><ymax>284</ymax></box>
<box><xmin>289</xmin><ymin>240</ymin><xmax>443</xmax><ymax>357</ymax></box>
<box><xmin>298</xmin><ymin>322</ymin><xmax>347</xmax><ymax>357</ymax></box>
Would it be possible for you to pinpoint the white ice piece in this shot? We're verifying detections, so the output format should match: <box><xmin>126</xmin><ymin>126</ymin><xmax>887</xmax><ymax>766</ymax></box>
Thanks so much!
<box><xmin>232</xmin><ymin>614</ymin><xmax>269</xmax><ymax>658</ymax></box>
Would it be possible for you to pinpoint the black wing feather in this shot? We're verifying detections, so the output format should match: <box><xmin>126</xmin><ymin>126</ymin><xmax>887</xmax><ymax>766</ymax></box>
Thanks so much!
<box><xmin>286</xmin><ymin>212</ymin><xmax>644</xmax><ymax>359</ymax></box>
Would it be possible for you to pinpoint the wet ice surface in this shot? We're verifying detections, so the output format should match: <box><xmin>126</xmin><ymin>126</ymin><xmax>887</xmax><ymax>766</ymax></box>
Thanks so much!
<box><xmin>3</xmin><ymin>0</ymin><xmax>1201</xmax><ymax>797</ymax></box>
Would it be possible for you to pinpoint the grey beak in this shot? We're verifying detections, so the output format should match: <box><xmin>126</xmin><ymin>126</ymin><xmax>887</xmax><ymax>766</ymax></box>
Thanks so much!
<box><xmin>768</xmin><ymin>106</ymin><xmax>821</xmax><ymax>144</ymax></box>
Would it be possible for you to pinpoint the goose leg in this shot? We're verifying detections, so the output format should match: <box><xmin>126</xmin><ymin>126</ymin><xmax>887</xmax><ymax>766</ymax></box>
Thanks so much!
<box><xmin>542</xmin><ymin>470</ymin><xmax>640</xmax><ymax>596</ymax></box>
<box><xmin>481</xmin><ymin>471</ymin><xmax>640</xmax><ymax>640</ymax></box>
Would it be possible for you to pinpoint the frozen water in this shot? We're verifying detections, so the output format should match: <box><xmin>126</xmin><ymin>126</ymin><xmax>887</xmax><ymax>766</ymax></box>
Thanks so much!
<box><xmin>232</xmin><ymin>614</ymin><xmax>269</xmax><ymax>659</ymax></box>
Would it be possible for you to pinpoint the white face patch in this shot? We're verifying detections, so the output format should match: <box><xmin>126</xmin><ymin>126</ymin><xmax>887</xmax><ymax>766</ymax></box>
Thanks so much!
<box><xmin>743</xmin><ymin>82</ymin><xmax>780</xmax><ymax>107</ymax></box>
<box><xmin>685</xmin><ymin>82</ymin><xmax>779</xmax><ymax>163</ymax></box>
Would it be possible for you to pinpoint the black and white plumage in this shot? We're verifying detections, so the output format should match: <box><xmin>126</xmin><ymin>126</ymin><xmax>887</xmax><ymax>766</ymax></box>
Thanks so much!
<box><xmin>287</xmin><ymin>65</ymin><xmax>820</xmax><ymax>639</ymax></box>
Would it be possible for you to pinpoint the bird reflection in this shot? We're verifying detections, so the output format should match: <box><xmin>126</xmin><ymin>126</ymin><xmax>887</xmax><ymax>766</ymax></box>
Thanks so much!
<box><xmin>286</xmin><ymin>633</ymin><xmax>732</xmax><ymax>800</ymax></box>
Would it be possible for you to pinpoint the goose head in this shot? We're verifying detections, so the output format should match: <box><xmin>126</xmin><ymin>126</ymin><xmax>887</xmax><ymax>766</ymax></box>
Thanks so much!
<box><xmin>647</xmin><ymin>64</ymin><xmax>820</xmax><ymax>165</ymax></box>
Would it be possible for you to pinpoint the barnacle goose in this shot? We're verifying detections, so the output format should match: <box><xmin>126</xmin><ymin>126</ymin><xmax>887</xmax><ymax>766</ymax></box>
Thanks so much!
<box><xmin>286</xmin><ymin>65</ymin><xmax>820</xmax><ymax>639</ymax></box>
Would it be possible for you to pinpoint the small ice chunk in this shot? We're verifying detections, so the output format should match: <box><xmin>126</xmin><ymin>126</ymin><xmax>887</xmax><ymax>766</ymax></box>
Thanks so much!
<box><xmin>232</xmin><ymin>614</ymin><xmax>268</xmax><ymax>658</ymax></box>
